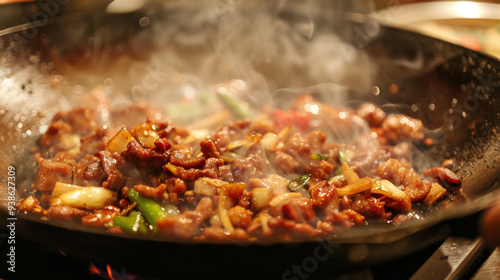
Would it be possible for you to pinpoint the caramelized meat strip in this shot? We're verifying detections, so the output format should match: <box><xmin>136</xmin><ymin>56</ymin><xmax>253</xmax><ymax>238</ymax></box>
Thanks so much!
<box><xmin>199</xmin><ymin>138</ymin><xmax>221</xmax><ymax>158</ymax></box>
<box><xmin>283</xmin><ymin>133</ymin><xmax>312</xmax><ymax>160</ymax></box>
<box><xmin>377</xmin><ymin>158</ymin><xmax>420</xmax><ymax>187</ymax></box>
<box><xmin>47</xmin><ymin>205</ymin><xmax>89</xmax><ymax>219</ymax></box>
<box><xmin>345</xmin><ymin>193</ymin><xmax>388</xmax><ymax>219</ymax></box>
<box><xmin>423</xmin><ymin>167</ymin><xmax>461</xmax><ymax>184</ymax></box>
<box><xmin>164</xmin><ymin>157</ymin><xmax>224</xmax><ymax>181</ymax></box>
<box><xmin>120</xmin><ymin>139</ymin><xmax>170</xmax><ymax>169</ymax></box>
<box><xmin>169</xmin><ymin>150</ymin><xmax>206</xmax><ymax>169</ymax></box>
<box><xmin>96</xmin><ymin>151</ymin><xmax>124</xmax><ymax>190</ymax></box>
<box><xmin>81</xmin><ymin>207</ymin><xmax>120</xmax><ymax>227</ymax></box>
<box><xmin>133</xmin><ymin>183</ymin><xmax>167</xmax><ymax>199</ymax></box>
<box><xmin>404</xmin><ymin>180</ymin><xmax>432</xmax><ymax>203</ymax></box>
<box><xmin>35</xmin><ymin>159</ymin><xmax>73</xmax><ymax>192</ymax></box>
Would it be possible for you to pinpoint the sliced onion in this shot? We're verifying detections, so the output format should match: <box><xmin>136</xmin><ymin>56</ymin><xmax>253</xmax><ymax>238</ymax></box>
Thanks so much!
<box><xmin>336</xmin><ymin>177</ymin><xmax>372</xmax><ymax>196</ymax></box>
<box><xmin>193</xmin><ymin>178</ymin><xmax>223</xmax><ymax>196</ymax></box>
<box><xmin>225</xmin><ymin>133</ymin><xmax>261</xmax><ymax>151</ymax></box>
<box><xmin>106</xmin><ymin>127</ymin><xmax>134</xmax><ymax>154</ymax></box>
<box><xmin>371</xmin><ymin>180</ymin><xmax>412</xmax><ymax>212</ymax></box>
<box><xmin>422</xmin><ymin>182</ymin><xmax>447</xmax><ymax>205</ymax></box>
<box><xmin>268</xmin><ymin>192</ymin><xmax>302</xmax><ymax>207</ymax></box>
<box><xmin>342</xmin><ymin>162</ymin><xmax>359</xmax><ymax>185</ymax></box>
<box><xmin>251</xmin><ymin>188</ymin><xmax>272</xmax><ymax>210</ymax></box>
<box><xmin>218</xmin><ymin>190</ymin><xmax>234</xmax><ymax>231</ymax></box>
<box><xmin>50</xmin><ymin>183</ymin><xmax>117</xmax><ymax>210</ymax></box>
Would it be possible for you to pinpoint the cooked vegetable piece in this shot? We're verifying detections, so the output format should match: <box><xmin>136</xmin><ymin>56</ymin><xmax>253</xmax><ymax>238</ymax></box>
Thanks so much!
<box><xmin>113</xmin><ymin>211</ymin><xmax>149</xmax><ymax>235</ymax></box>
<box><xmin>342</xmin><ymin>162</ymin><xmax>360</xmax><ymax>185</ymax></box>
<box><xmin>127</xmin><ymin>188</ymin><xmax>172</xmax><ymax>231</ymax></box>
<box><xmin>217</xmin><ymin>87</ymin><xmax>254</xmax><ymax>119</ymax></box>
<box><xmin>336</xmin><ymin>177</ymin><xmax>372</xmax><ymax>196</ymax></box>
<box><xmin>371</xmin><ymin>180</ymin><xmax>412</xmax><ymax>212</ymax></box>
<box><xmin>251</xmin><ymin>187</ymin><xmax>272</xmax><ymax>210</ymax></box>
<box><xmin>310</xmin><ymin>153</ymin><xmax>329</xmax><ymax>160</ymax></box>
<box><xmin>50</xmin><ymin>183</ymin><xmax>117</xmax><ymax>210</ymax></box>
<box><xmin>335</xmin><ymin>148</ymin><xmax>347</xmax><ymax>175</ymax></box>
<box><xmin>132</xmin><ymin>123</ymin><xmax>159</xmax><ymax>148</ymax></box>
<box><xmin>422</xmin><ymin>182</ymin><xmax>447</xmax><ymax>205</ymax></box>
<box><xmin>106</xmin><ymin>127</ymin><xmax>134</xmax><ymax>154</ymax></box>
<box><xmin>288</xmin><ymin>174</ymin><xmax>311</xmax><ymax>192</ymax></box>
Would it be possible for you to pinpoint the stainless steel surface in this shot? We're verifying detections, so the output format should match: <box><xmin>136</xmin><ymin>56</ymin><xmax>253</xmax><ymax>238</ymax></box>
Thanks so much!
<box><xmin>411</xmin><ymin>237</ymin><xmax>487</xmax><ymax>280</ymax></box>
<box><xmin>472</xmin><ymin>247</ymin><xmax>500</xmax><ymax>280</ymax></box>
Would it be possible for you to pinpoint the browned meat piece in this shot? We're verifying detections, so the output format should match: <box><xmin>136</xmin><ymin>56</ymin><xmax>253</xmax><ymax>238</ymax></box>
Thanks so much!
<box><xmin>74</xmin><ymin>155</ymin><xmax>105</xmax><ymax>186</ymax></box>
<box><xmin>120</xmin><ymin>140</ymin><xmax>170</xmax><ymax>169</ymax></box>
<box><xmin>133</xmin><ymin>183</ymin><xmax>167</xmax><ymax>198</ymax></box>
<box><xmin>348</xmin><ymin>193</ymin><xmax>388</xmax><ymax>219</ymax></box>
<box><xmin>219</xmin><ymin>165</ymin><xmax>234</xmax><ymax>182</ymax></box>
<box><xmin>248</xmin><ymin>174</ymin><xmax>288</xmax><ymax>196</ymax></box>
<box><xmin>228</xmin><ymin>205</ymin><xmax>254</xmax><ymax>228</ymax></box>
<box><xmin>308</xmin><ymin>181</ymin><xmax>338</xmax><ymax>209</ymax></box>
<box><xmin>325</xmin><ymin>209</ymin><xmax>365</xmax><ymax>228</ymax></box>
<box><xmin>237</xmin><ymin>190</ymin><xmax>251</xmax><ymax>208</ymax></box>
<box><xmin>423</xmin><ymin>167</ymin><xmax>461</xmax><ymax>184</ymax></box>
<box><xmin>377</xmin><ymin>158</ymin><xmax>420</xmax><ymax>187</ymax></box>
<box><xmin>381</xmin><ymin>114</ymin><xmax>424</xmax><ymax>142</ymax></box>
<box><xmin>79</xmin><ymin>126</ymin><xmax>107</xmax><ymax>155</ymax></box>
<box><xmin>47</xmin><ymin>205</ymin><xmax>89</xmax><ymax>219</ymax></box>
<box><xmin>81</xmin><ymin>207</ymin><xmax>119</xmax><ymax>227</ymax></box>
<box><xmin>96</xmin><ymin>151</ymin><xmax>124</xmax><ymax>190</ymax></box>
<box><xmin>166</xmin><ymin>178</ymin><xmax>187</xmax><ymax>205</ymax></box>
<box><xmin>157</xmin><ymin>197</ymin><xmax>213</xmax><ymax>239</ymax></box>
<box><xmin>356</xmin><ymin>103</ymin><xmax>386</xmax><ymax>127</ymax></box>
<box><xmin>154</xmin><ymin>138</ymin><xmax>171</xmax><ymax>153</ymax></box>
<box><xmin>164</xmin><ymin>157</ymin><xmax>224</xmax><ymax>181</ymax></box>
<box><xmin>304</xmin><ymin>159</ymin><xmax>334</xmax><ymax>181</ymax></box>
<box><xmin>199</xmin><ymin>138</ymin><xmax>220</xmax><ymax>158</ymax></box>
<box><xmin>39</xmin><ymin>121</ymin><xmax>71</xmax><ymax>149</ymax></box>
<box><xmin>305</xmin><ymin>130</ymin><xmax>327</xmax><ymax>153</ymax></box>
<box><xmin>270</xmin><ymin>197</ymin><xmax>316</xmax><ymax>224</ymax></box>
<box><xmin>170</xmin><ymin>150</ymin><xmax>206</xmax><ymax>169</ymax></box>
<box><xmin>36</xmin><ymin>159</ymin><xmax>73</xmax><ymax>192</ymax></box>
<box><xmin>283</xmin><ymin>133</ymin><xmax>311</xmax><ymax>160</ymax></box>
<box><xmin>53</xmin><ymin>107</ymin><xmax>96</xmax><ymax>135</ymax></box>
<box><xmin>274</xmin><ymin>152</ymin><xmax>300</xmax><ymax>175</ymax></box>
<box><xmin>404</xmin><ymin>180</ymin><xmax>432</xmax><ymax>202</ymax></box>
<box><xmin>230</xmin><ymin>154</ymin><xmax>267</xmax><ymax>182</ymax></box>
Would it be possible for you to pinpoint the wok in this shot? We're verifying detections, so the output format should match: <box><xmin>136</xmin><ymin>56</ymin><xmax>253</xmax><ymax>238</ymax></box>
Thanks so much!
<box><xmin>1</xmin><ymin>2</ymin><xmax>500</xmax><ymax>279</ymax></box>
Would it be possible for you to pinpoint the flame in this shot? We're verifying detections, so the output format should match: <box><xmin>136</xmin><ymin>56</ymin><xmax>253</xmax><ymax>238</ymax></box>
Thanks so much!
<box><xmin>107</xmin><ymin>264</ymin><xmax>117</xmax><ymax>280</ymax></box>
<box><xmin>89</xmin><ymin>262</ymin><xmax>101</xmax><ymax>275</ymax></box>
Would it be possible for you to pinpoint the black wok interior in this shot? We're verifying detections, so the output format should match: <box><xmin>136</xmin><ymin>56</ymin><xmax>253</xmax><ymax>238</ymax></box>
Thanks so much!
<box><xmin>1</xmin><ymin>4</ymin><xmax>500</xmax><ymax>279</ymax></box>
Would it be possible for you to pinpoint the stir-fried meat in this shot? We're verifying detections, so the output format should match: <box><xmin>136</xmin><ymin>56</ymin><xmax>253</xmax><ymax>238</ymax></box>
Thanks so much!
<box><xmin>24</xmin><ymin>93</ymin><xmax>462</xmax><ymax>242</ymax></box>
<box><xmin>97</xmin><ymin>151</ymin><xmax>124</xmax><ymax>190</ymax></box>
<box><xmin>423</xmin><ymin>167</ymin><xmax>461</xmax><ymax>184</ymax></box>
<box><xmin>377</xmin><ymin>158</ymin><xmax>420</xmax><ymax>187</ymax></box>
<box><xmin>36</xmin><ymin>159</ymin><xmax>73</xmax><ymax>192</ymax></box>
<box><xmin>381</xmin><ymin>114</ymin><xmax>424</xmax><ymax>142</ymax></box>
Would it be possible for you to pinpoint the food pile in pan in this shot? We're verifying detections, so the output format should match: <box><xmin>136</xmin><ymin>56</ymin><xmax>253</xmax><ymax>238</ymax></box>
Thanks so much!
<box><xmin>17</xmin><ymin>83</ymin><xmax>462</xmax><ymax>242</ymax></box>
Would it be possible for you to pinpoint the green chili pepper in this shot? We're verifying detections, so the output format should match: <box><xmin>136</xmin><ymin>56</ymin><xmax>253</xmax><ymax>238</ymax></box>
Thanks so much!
<box><xmin>127</xmin><ymin>188</ymin><xmax>172</xmax><ymax>231</ymax></box>
<box><xmin>112</xmin><ymin>211</ymin><xmax>149</xmax><ymax>235</ymax></box>
<box><xmin>288</xmin><ymin>174</ymin><xmax>311</xmax><ymax>192</ymax></box>
<box><xmin>310</xmin><ymin>153</ymin><xmax>330</xmax><ymax>160</ymax></box>
<box><xmin>335</xmin><ymin>148</ymin><xmax>347</xmax><ymax>175</ymax></box>
<box><xmin>217</xmin><ymin>88</ymin><xmax>254</xmax><ymax>119</ymax></box>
